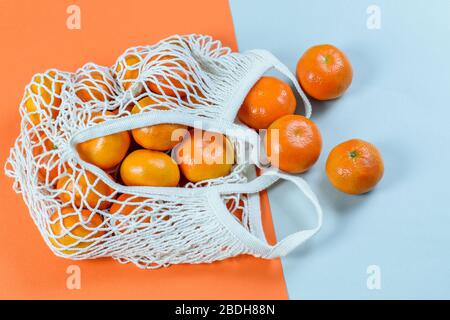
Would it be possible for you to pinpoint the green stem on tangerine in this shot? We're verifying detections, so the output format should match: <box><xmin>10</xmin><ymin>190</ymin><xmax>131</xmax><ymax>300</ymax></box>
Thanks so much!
<box><xmin>349</xmin><ymin>150</ymin><xmax>359</xmax><ymax>158</ymax></box>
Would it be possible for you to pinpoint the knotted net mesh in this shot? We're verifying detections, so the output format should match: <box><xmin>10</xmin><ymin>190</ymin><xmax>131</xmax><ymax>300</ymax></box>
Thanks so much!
<box><xmin>5</xmin><ymin>34</ymin><xmax>273</xmax><ymax>268</ymax></box>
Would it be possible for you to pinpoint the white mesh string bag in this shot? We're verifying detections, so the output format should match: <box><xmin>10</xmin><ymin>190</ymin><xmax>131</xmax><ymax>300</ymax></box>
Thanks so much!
<box><xmin>5</xmin><ymin>34</ymin><xmax>322</xmax><ymax>269</ymax></box>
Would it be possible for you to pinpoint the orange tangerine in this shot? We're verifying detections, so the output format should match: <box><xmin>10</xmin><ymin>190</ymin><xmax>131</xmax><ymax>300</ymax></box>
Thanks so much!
<box><xmin>120</xmin><ymin>149</ymin><xmax>180</xmax><ymax>187</ymax></box>
<box><xmin>49</xmin><ymin>207</ymin><xmax>105</xmax><ymax>254</ymax></box>
<box><xmin>114</xmin><ymin>53</ymin><xmax>142</xmax><ymax>90</ymax></box>
<box><xmin>24</xmin><ymin>70</ymin><xmax>63</xmax><ymax>125</ymax></box>
<box><xmin>57</xmin><ymin>171</ymin><xmax>114</xmax><ymax>210</ymax></box>
<box><xmin>75</xmin><ymin>65</ymin><xmax>116</xmax><ymax>102</ymax></box>
<box><xmin>175</xmin><ymin>130</ymin><xmax>235</xmax><ymax>183</ymax></box>
<box><xmin>265</xmin><ymin>115</ymin><xmax>322</xmax><ymax>173</ymax></box>
<box><xmin>130</xmin><ymin>96</ymin><xmax>187</xmax><ymax>151</ymax></box>
<box><xmin>145</xmin><ymin>54</ymin><xmax>192</xmax><ymax>97</ymax></box>
<box><xmin>296</xmin><ymin>44</ymin><xmax>353</xmax><ymax>100</ymax></box>
<box><xmin>238</xmin><ymin>76</ymin><xmax>296</xmax><ymax>129</ymax></box>
<box><xmin>326</xmin><ymin>139</ymin><xmax>384</xmax><ymax>195</ymax></box>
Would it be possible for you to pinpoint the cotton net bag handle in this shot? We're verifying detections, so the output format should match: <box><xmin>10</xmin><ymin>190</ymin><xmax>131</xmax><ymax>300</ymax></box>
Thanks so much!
<box><xmin>207</xmin><ymin>169</ymin><xmax>323</xmax><ymax>259</ymax></box>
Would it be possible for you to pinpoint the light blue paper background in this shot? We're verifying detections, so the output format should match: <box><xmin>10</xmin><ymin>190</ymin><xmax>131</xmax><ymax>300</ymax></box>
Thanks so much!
<box><xmin>230</xmin><ymin>0</ymin><xmax>450</xmax><ymax>299</ymax></box>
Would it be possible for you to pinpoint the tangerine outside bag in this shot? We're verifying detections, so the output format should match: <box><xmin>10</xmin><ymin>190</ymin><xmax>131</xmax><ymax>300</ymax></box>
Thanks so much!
<box><xmin>5</xmin><ymin>34</ymin><xmax>322</xmax><ymax>268</ymax></box>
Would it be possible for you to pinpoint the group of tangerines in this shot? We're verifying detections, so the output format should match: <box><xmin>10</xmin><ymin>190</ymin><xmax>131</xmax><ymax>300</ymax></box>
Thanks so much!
<box><xmin>243</xmin><ymin>44</ymin><xmax>384</xmax><ymax>195</ymax></box>
<box><xmin>24</xmin><ymin>44</ymin><xmax>384</xmax><ymax>253</ymax></box>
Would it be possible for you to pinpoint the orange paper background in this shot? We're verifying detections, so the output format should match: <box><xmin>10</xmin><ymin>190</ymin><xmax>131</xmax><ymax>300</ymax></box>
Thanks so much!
<box><xmin>0</xmin><ymin>0</ymin><xmax>287</xmax><ymax>299</ymax></box>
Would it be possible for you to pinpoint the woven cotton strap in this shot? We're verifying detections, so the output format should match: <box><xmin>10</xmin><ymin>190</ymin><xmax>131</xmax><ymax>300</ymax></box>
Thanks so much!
<box><xmin>208</xmin><ymin>169</ymin><xmax>323</xmax><ymax>258</ymax></box>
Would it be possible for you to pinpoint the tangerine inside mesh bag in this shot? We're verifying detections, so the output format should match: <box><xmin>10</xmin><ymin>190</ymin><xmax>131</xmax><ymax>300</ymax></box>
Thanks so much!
<box><xmin>5</xmin><ymin>34</ymin><xmax>322</xmax><ymax>269</ymax></box>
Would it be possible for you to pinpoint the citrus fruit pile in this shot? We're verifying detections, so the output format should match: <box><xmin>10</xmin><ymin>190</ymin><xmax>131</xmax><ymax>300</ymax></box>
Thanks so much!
<box><xmin>22</xmin><ymin>50</ymin><xmax>241</xmax><ymax>256</ymax></box>
<box><xmin>5</xmin><ymin>35</ymin><xmax>383</xmax><ymax>268</ymax></box>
